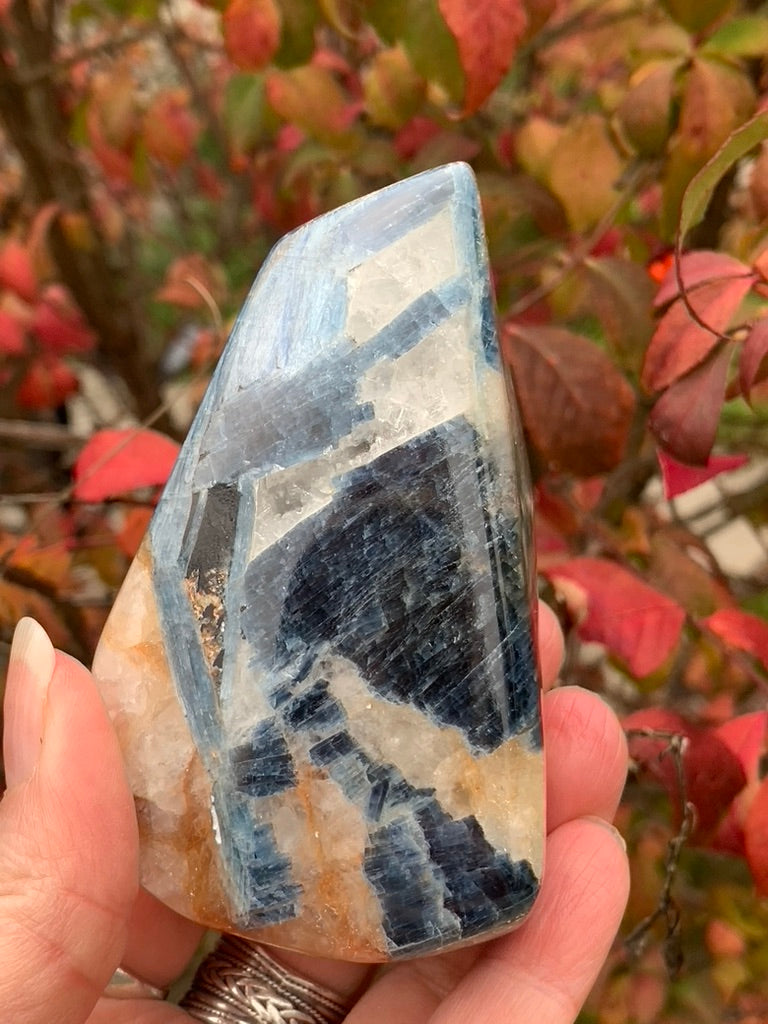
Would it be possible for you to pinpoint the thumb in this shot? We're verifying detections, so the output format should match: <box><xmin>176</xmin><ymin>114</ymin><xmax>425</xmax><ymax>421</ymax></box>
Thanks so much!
<box><xmin>0</xmin><ymin>618</ymin><xmax>139</xmax><ymax>1024</ymax></box>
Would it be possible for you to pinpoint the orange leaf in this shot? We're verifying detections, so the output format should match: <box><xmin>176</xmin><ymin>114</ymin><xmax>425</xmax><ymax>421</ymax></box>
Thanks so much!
<box><xmin>73</xmin><ymin>428</ymin><xmax>180</xmax><ymax>502</ymax></box>
<box><xmin>156</xmin><ymin>253</ymin><xmax>225</xmax><ymax>309</ymax></box>
<box><xmin>223</xmin><ymin>0</ymin><xmax>281</xmax><ymax>72</ymax></box>
<box><xmin>703</xmin><ymin>608</ymin><xmax>768</xmax><ymax>672</ymax></box>
<box><xmin>438</xmin><ymin>0</ymin><xmax>527</xmax><ymax>114</ymax></box>
<box><xmin>0</xmin><ymin>534</ymin><xmax>72</xmax><ymax>591</ymax></box>
<box><xmin>545</xmin><ymin>557</ymin><xmax>685</xmax><ymax>677</ymax></box>
<box><xmin>658</xmin><ymin>450</ymin><xmax>748</xmax><ymax>499</ymax></box>
<box><xmin>116</xmin><ymin>506</ymin><xmax>154</xmax><ymax>558</ymax></box>
<box><xmin>0</xmin><ymin>578</ymin><xmax>73</xmax><ymax>650</ymax></box>
<box><xmin>642</xmin><ymin>276</ymin><xmax>753</xmax><ymax>393</ymax></box>
<box><xmin>649</xmin><ymin>344</ymin><xmax>730</xmax><ymax>465</ymax></box>
<box><xmin>144</xmin><ymin>89</ymin><xmax>200</xmax><ymax>169</ymax></box>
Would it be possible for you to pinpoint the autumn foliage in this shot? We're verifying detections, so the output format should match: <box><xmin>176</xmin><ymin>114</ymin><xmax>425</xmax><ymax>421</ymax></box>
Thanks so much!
<box><xmin>1</xmin><ymin>0</ymin><xmax>768</xmax><ymax>1018</ymax></box>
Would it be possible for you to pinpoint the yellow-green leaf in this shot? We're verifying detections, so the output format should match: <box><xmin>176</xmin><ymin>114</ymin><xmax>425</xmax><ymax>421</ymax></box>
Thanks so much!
<box><xmin>224</xmin><ymin>73</ymin><xmax>274</xmax><ymax>157</ymax></box>
<box><xmin>515</xmin><ymin>115</ymin><xmax>562</xmax><ymax>182</ymax></box>
<box><xmin>679</xmin><ymin>110</ymin><xmax>768</xmax><ymax>245</ymax></box>
<box><xmin>362</xmin><ymin>45</ymin><xmax>425</xmax><ymax>129</ymax></box>
<box><xmin>617</xmin><ymin>60</ymin><xmax>680</xmax><ymax>157</ymax></box>
<box><xmin>546</xmin><ymin>114</ymin><xmax>623</xmax><ymax>232</ymax></box>
<box><xmin>274</xmin><ymin>0</ymin><xmax>318</xmax><ymax>67</ymax></box>
<box><xmin>702</xmin><ymin>16</ymin><xmax>768</xmax><ymax>59</ymax></box>
<box><xmin>266</xmin><ymin>66</ymin><xmax>357</xmax><ymax>147</ymax></box>
<box><xmin>677</xmin><ymin>57</ymin><xmax>755</xmax><ymax>165</ymax></box>
<box><xmin>661</xmin><ymin>0</ymin><xmax>734</xmax><ymax>33</ymax></box>
<box><xmin>365</xmin><ymin>0</ymin><xmax>464</xmax><ymax>105</ymax></box>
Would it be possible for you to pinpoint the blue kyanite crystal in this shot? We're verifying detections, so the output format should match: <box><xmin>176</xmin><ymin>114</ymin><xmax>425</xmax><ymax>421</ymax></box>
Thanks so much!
<box><xmin>93</xmin><ymin>163</ymin><xmax>544</xmax><ymax>962</ymax></box>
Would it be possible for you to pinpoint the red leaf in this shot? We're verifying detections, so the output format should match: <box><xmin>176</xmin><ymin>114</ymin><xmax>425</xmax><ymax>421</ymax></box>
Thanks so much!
<box><xmin>143</xmin><ymin>89</ymin><xmax>200</xmax><ymax>169</ymax></box>
<box><xmin>31</xmin><ymin>285</ymin><xmax>96</xmax><ymax>355</ymax></box>
<box><xmin>0</xmin><ymin>309</ymin><xmax>26</xmax><ymax>356</ymax></box>
<box><xmin>504</xmin><ymin>324</ymin><xmax>635</xmax><ymax>476</ymax></box>
<box><xmin>223</xmin><ymin>0</ymin><xmax>281</xmax><ymax>72</ymax></box>
<box><xmin>393</xmin><ymin>116</ymin><xmax>442</xmax><ymax>160</ymax></box>
<box><xmin>642</xmin><ymin>276</ymin><xmax>753</xmax><ymax>392</ymax></box>
<box><xmin>438</xmin><ymin>0</ymin><xmax>527</xmax><ymax>115</ymax></box>
<box><xmin>703</xmin><ymin>608</ymin><xmax>768</xmax><ymax>672</ymax></box>
<box><xmin>745</xmin><ymin>778</ymin><xmax>768</xmax><ymax>894</ymax></box>
<box><xmin>712</xmin><ymin>711</ymin><xmax>768</xmax><ymax>856</ymax></box>
<box><xmin>715</xmin><ymin>711</ymin><xmax>768</xmax><ymax>783</ymax></box>
<box><xmin>625</xmin><ymin>708</ymin><xmax>747</xmax><ymax>841</ymax></box>
<box><xmin>658</xmin><ymin>449</ymin><xmax>749</xmax><ymax>499</ymax></box>
<box><xmin>16</xmin><ymin>357</ymin><xmax>78</xmax><ymax>410</ymax></box>
<box><xmin>73</xmin><ymin>428</ymin><xmax>180</xmax><ymax>502</ymax></box>
<box><xmin>649</xmin><ymin>344</ymin><xmax>731</xmax><ymax>465</ymax></box>
<box><xmin>0</xmin><ymin>239</ymin><xmax>37</xmax><ymax>303</ymax></box>
<box><xmin>654</xmin><ymin>250</ymin><xmax>753</xmax><ymax>308</ymax></box>
<box><xmin>545</xmin><ymin>557</ymin><xmax>686</xmax><ymax>677</ymax></box>
<box><xmin>740</xmin><ymin>318</ymin><xmax>768</xmax><ymax>399</ymax></box>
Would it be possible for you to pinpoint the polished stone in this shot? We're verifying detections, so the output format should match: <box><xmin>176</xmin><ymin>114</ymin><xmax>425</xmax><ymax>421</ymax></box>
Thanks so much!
<box><xmin>93</xmin><ymin>163</ymin><xmax>543</xmax><ymax>962</ymax></box>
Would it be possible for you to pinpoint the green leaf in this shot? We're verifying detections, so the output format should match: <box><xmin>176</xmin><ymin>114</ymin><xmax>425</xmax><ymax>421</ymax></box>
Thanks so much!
<box><xmin>362</xmin><ymin>45</ymin><xmax>426</xmax><ymax>129</ymax></box>
<box><xmin>365</xmin><ymin>0</ymin><xmax>464</xmax><ymax>105</ymax></box>
<box><xmin>660</xmin><ymin>0</ymin><xmax>734</xmax><ymax>34</ymax></box>
<box><xmin>97</xmin><ymin>0</ymin><xmax>161</xmax><ymax>16</ymax></box>
<box><xmin>702</xmin><ymin>16</ymin><xmax>768</xmax><ymax>58</ymax></box>
<box><xmin>224</xmin><ymin>73</ymin><xmax>272</xmax><ymax>157</ymax></box>
<box><xmin>679</xmin><ymin>110</ymin><xmax>768</xmax><ymax>245</ymax></box>
<box><xmin>743</xmin><ymin>591</ymin><xmax>768</xmax><ymax>621</ymax></box>
<box><xmin>274</xmin><ymin>0</ymin><xmax>319</xmax><ymax>67</ymax></box>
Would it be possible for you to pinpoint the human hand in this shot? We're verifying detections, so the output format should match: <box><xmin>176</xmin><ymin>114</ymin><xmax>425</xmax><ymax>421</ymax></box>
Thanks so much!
<box><xmin>1</xmin><ymin>605</ymin><xmax>628</xmax><ymax>1023</ymax></box>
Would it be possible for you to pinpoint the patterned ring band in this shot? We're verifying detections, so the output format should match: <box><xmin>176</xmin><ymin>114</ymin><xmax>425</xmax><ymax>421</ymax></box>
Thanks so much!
<box><xmin>180</xmin><ymin>936</ymin><xmax>353</xmax><ymax>1024</ymax></box>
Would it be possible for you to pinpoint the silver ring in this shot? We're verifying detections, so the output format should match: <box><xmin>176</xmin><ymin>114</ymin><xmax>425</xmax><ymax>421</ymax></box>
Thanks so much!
<box><xmin>104</xmin><ymin>966</ymin><xmax>168</xmax><ymax>1000</ymax></box>
<box><xmin>180</xmin><ymin>935</ymin><xmax>353</xmax><ymax>1023</ymax></box>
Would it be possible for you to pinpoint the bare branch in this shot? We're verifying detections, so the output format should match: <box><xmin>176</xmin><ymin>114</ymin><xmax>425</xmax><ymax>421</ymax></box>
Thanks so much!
<box><xmin>0</xmin><ymin>419</ymin><xmax>83</xmax><ymax>451</ymax></box>
<box><xmin>624</xmin><ymin>729</ymin><xmax>694</xmax><ymax>978</ymax></box>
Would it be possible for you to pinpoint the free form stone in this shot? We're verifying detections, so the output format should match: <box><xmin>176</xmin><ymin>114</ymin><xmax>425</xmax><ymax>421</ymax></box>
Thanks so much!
<box><xmin>93</xmin><ymin>162</ymin><xmax>544</xmax><ymax>962</ymax></box>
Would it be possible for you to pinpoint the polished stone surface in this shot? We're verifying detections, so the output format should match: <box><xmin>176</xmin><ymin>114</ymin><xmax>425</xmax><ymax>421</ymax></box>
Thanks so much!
<box><xmin>93</xmin><ymin>163</ymin><xmax>543</xmax><ymax>961</ymax></box>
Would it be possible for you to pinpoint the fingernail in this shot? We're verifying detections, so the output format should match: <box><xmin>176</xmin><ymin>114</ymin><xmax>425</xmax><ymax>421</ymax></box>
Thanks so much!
<box><xmin>4</xmin><ymin>618</ymin><xmax>56</xmax><ymax>786</ymax></box>
<box><xmin>583</xmin><ymin>815</ymin><xmax>627</xmax><ymax>853</ymax></box>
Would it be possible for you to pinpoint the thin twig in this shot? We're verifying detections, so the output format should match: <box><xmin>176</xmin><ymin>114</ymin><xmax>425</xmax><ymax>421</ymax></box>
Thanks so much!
<box><xmin>624</xmin><ymin>729</ymin><xmax>694</xmax><ymax>978</ymax></box>
<box><xmin>506</xmin><ymin>163</ymin><xmax>650</xmax><ymax>319</ymax></box>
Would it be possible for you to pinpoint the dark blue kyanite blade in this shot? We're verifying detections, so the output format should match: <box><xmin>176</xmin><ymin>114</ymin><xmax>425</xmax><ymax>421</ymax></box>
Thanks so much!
<box><xmin>93</xmin><ymin>162</ymin><xmax>543</xmax><ymax>962</ymax></box>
